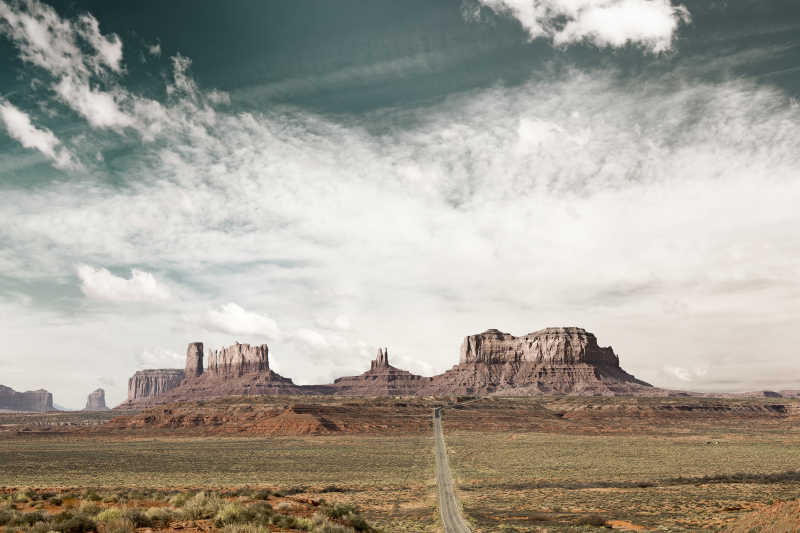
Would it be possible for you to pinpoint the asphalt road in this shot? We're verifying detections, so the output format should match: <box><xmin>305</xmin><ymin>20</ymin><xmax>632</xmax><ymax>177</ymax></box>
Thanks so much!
<box><xmin>433</xmin><ymin>407</ymin><xmax>472</xmax><ymax>533</ymax></box>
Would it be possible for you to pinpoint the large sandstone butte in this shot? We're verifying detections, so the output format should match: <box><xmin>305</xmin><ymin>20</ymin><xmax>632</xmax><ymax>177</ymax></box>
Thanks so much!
<box><xmin>333</xmin><ymin>348</ymin><xmax>431</xmax><ymax>395</ymax></box>
<box><xmin>0</xmin><ymin>384</ymin><xmax>53</xmax><ymax>412</ymax></box>
<box><xmin>118</xmin><ymin>326</ymin><xmax>653</xmax><ymax>407</ymax></box>
<box><xmin>420</xmin><ymin>327</ymin><xmax>652</xmax><ymax>396</ymax></box>
<box><xmin>84</xmin><ymin>388</ymin><xmax>109</xmax><ymax>411</ymax></box>
<box><xmin>127</xmin><ymin>369</ymin><xmax>186</xmax><ymax>405</ymax></box>
<box><xmin>119</xmin><ymin>342</ymin><xmax>320</xmax><ymax>407</ymax></box>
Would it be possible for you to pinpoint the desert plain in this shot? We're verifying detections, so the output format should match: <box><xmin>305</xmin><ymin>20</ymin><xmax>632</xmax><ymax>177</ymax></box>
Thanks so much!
<box><xmin>2</xmin><ymin>395</ymin><xmax>799</xmax><ymax>533</ymax></box>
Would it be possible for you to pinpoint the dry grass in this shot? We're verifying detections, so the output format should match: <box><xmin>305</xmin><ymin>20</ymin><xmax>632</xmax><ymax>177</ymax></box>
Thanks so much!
<box><xmin>3</xmin><ymin>396</ymin><xmax>800</xmax><ymax>532</ymax></box>
<box><xmin>447</xmin><ymin>429</ymin><xmax>800</xmax><ymax>532</ymax></box>
<box><xmin>0</xmin><ymin>435</ymin><xmax>437</xmax><ymax>533</ymax></box>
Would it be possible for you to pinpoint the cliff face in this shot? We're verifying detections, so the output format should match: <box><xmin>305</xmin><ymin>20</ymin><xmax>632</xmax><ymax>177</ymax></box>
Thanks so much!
<box><xmin>460</xmin><ymin>327</ymin><xmax>619</xmax><ymax>366</ymax></box>
<box><xmin>118</xmin><ymin>342</ymin><xmax>307</xmax><ymax>408</ymax></box>
<box><xmin>333</xmin><ymin>348</ymin><xmax>431</xmax><ymax>396</ymax></box>
<box><xmin>0</xmin><ymin>385</ymin><xmax>53</xmax><ymax>412</ymax></box>
<box><xmin>422</xmin><ymin>327</ymin><xmax>651</xmax><ymax>396</ymax></box>
<box><xmin>117</xmin><ymin>327</ymin><xmax>654</xmax><ymax>407</ymax></box>
<box><xmin>127</xmin><ymin>369</ymin><xmax>186</xmax><ymax>403</ymax></box>
<box><xmin>185</xmin><ymin>342</ymin><xmax>204</xmax><ymax>378</ymax></box>
<box><xmin>84</xmin><ymin>388</ymin><xmax>109</xmax><ymax>411</ymax></box>
<box><xmin>206</xmin><ymin>343</ymin><xmax>270</xmax><ymax>376</ymax></box>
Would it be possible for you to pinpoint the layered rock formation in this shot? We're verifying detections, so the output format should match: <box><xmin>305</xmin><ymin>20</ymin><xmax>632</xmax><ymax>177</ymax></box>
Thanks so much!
<box><xmin>84</xmin><ymin>388</ymin><xmax>109</xmax><ymax>411</ymax></box>
<box><xmin>420</xmin><ymin>327</ymin><xmax>652</xmax><ymax>396</ymax></box>
<box><xmin>333</xmin><ymin>348</ymin><xmax>431</xmax><ymax>396</ymax></box>
<box><xmin>0</xmin><ymin>385</ymin><xmax>53</xmax><ymax>412</ymax></box>
<box><xmin>127</xmin><ymin>369</ymin><xmax>186</xmax><ymax>404</ymax></box>
<box><xmin>119</xmin><ymin>342</ymin><xmax>315</xmax><ymax>408</ymax></box>
<box><xmin>118</xmin><ymin>327</ymin><xmax>654</xmax><ymax>407</ymax></box>
<box><xmin>206</xmin><ymin>342</ymin><xmax>270</xmax><ymax>376</ymax></box>
<box><xmin>185</xmin><ymin>342</ymin><xmax>204</xmax><ymax>378</ymax></box>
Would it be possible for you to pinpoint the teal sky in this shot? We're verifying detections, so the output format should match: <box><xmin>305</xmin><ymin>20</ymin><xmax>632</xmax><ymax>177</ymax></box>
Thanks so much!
<box><xmin>1</xmin><ymin>0</ymin><xmax>799</xmax><ymax>408</ymax></box>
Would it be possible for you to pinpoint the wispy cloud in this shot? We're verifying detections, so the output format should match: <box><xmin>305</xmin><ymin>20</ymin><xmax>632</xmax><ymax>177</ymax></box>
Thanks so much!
<box><xmin>0</xmin><ymin>1</ymin><xmax>799</xmax><ymax>403</ymax></box>
<box><xmin>0</xmin><ymin>99</ymin><xmax>76</xmax><ymax>168</ymax></box>
<box><xmin>469</xmin><ymin>0</ymin><xmax>690</xmax><ymax>52</ymax></box>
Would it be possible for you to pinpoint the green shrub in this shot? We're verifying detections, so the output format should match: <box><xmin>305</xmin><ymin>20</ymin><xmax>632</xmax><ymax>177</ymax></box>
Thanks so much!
<box><xmin>95</xmin><ymin>508</ymin><xmax>123</xmax><ymax>523</ymax></box>
<box><xmin>576</xmin><ymin>513</ymin><xmax>608</xmax><ymax>527</ymax></box>
<box><xmin>220</xmin><ymin>525</ymin><xmax>269</xmax><ymax>533</ymax></box>
<box><xmin>310</xmin><ymin>514</ymin><xmax>356</xmax><ymax>533</ymax></box>
<box><xmin>251</xmin><ymin>490</ymin><xmax>271</xmax><ymax>501</ymax></box>
<box><xmin>320</xmin><ymin>503</ymin><xmax>358</xmax><ymax>520</ymax></box>
<box><xmin>168</xmin><ymin>493</ymin><xmax>190</xmax><ymax>507</ymax></box>
<box><xmin>103</xmin><ymin>519</ymin><xmax>134</xmax><ymax>533</ymax></box>
<box><xmin>7</xmin><ymin>511</ymin><xmax>47</xmax><ymax>527</ymax></box>
<box><xmin>49</xmin><ymin>497</ymin><xmax>63</xmax><ymax>506</ymax></box>
<box><xmin>246</xmin><ymin>502</ymin><xmax>273</xmax><ymax>523</ymax></box>
<box><xmin>120</xmin><ymin>508</ymin><xmax>150</xmax><ymax>528</ymax></box>
<box><xmin>144</xmin><ymin>507</ymin><xmax>173</xmax><ymax>528</ymax></box>
<box><xmin>83</xmin><ymin>492</ymin><xmax>101</xmax><ymax>503</ymax></box>
<box><xmin>0</xmin><ymin>509</ymin><xmax>20</xmax><ymax>526</ymax></box>
<box><xmin>344</xmin><ymin>513</ymin><xmax>370</xmax><ymax>532</ymax></box>
<box><xmin>28</xmin><ymin>521</ymin><xmax>53</xmax><ymax>533</ymax></box>
<box><xmin>320</xmin><ymin>486</ymin><xmax>346</xmax><ymax>493</ymax></box>
<box><xmin>181</xmin><ymin>492</ymin><xmax>222</xmax><ymax>520</ymax></box>
<box><xmin>78</xmin><ymin>502</ymin><xmax>101</xmax><ymax>515</ymax></box>
<box><xmin>271</xmin><ymin>514</ymin><xmax>302</xmax><ymax>529</ymax></box>
<box><xmin>52</xmin><ymin>513</ymin><xmax>97</xmax><ymax>533</ymax></box>
<box><xmin>213</xmin><ymin>503</ymin><xmax>254</xmax><ymax>528</ymax></box>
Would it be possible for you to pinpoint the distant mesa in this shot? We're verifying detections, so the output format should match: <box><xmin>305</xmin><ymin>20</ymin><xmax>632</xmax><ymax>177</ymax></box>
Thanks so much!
<box><xmin>0</xmin><ymin>384</ymin><xmax>53</xmax><ymax>412</ymax></box>
<box><xmin>333</xmin><ymin>348</ymin><xmax>431</xmax><ymax>396</ymax></box>
<box><xmin>117</xmin><ymin>326</ymin><xmax>653</xmax><ymax>407</ymax></box>
<box><xmin>84</xmin><ymin>388</ymin><xmax>109</xmax><ymax>411</ymax></box>
<box><xmin>119</xmin><ymin>341</ymin><xmax>322</xmax><ymax>408</ymax></box>
<box><xmin>419</xmin><ymin>327</ymin><xmax>652</xmax><ymax>396</ymax></box>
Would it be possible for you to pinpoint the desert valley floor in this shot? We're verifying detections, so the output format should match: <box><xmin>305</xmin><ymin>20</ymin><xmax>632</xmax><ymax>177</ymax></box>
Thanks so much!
<box><xmin>2</xmin><ymin>396</ymin><xmax>800</xmax><ymax>533</ymax></box>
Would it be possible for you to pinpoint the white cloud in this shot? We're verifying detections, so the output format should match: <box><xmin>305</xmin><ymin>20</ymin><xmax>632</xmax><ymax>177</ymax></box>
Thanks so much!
<box><xmin>0</xmin><ymin>0</ymin><xmax>225</xmax><ymax>143</ymax></box>
<box><xmin>203</xmin><ymin>303</ymin><xmax>281</xmax><ymax>339</ymax></box>
<box><xmin>0</xmin><ymin>99</ymin><xmax>76</xmax><ymax>168</ymax></box>
<box><xmin>77</xmin><ymin>264</ymin><xmax>171</xmax><ymax>302</ymax></box>
<box><xmin>53</xmin><ymin>77</ymin><xmax>134</xmax><ymax>129</ymax></box>
<box><xmin>76</xmin><ymin>13</ymin><xmax>123</xmax><ymax>72</ymax></box>
<box><xmin>1</xmin><ymin>3</ymin><xmax>799</xmax><ymax>395</ymax></box>
<box><xmin>474</xmin><ymin>0</ymin><xmax>690</xmax><ymax>52</ymax></box>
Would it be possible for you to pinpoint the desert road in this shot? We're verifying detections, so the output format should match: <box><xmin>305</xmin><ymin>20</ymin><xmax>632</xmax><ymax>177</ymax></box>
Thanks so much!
<box><xmin>433</xmin><ymin>407</ymin><xmax>473</xmax><ymax>533</ymax></box>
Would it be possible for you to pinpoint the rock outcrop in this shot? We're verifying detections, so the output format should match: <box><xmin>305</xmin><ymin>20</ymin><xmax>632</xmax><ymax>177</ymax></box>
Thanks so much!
<box><xmin>84</xmin><ymin>388</ymin><xmax>109</xmax><ymax>411</ymax></box>
<box><xmin>118</xmin><ymin>342</ymin><xmax>317</xmax><ymax>408</ymax></box>
<box><xmin>185</xmin><ymin>342</ymin><xmax>204</xmax><ymax>378</ymax></box>
<box><xmin>118</xmin><ymin>327</ymin><xmax>654</xmax><ymax>407</ymax></box>
<box><xmin>333</xmin><ymin>348</ymin><xmax>431</xmax><ymax>396</ymax></box>
<box><xmin>0</xmin><ymin>385</ymin><xmax>53</xmax><ymax>412</ymax></box>
<box><xmin>420</xmin><ymin>327</ymin><xmax>652</xmax><ymax>396</ymax></box>
<box><xmin>206</xmin><ymin>342</ymin><xmax>270</xmax><ymax>376</ymax></box>
<box><xmin>126</xmin><ymin>369</ymin><xmax>186</xmax><ymax>405</ymax></box>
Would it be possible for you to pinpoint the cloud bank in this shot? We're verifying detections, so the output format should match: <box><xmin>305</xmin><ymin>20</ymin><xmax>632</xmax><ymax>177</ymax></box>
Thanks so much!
<box><xmin>0</xmin><ymin>1</ymin><xmax>799</xmax><ymax>406</ymax></box>
<box><xmin>472</xmin><ymin>0</ymin><xmax>690</xmax><ymax>52</ymax></box>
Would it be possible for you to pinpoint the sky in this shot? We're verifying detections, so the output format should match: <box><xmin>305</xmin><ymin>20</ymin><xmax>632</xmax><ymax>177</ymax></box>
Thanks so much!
<box><xmin>1</xmin><ymin>0</ymin><xmax>799</xmax><ymax>408</ymax></box>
